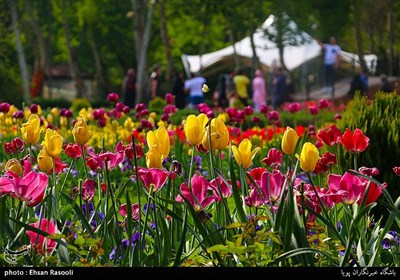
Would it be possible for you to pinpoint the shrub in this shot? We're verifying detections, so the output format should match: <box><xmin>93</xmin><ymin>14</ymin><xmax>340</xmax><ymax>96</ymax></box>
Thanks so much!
<box><xmin>336</xmin><ymin>92</ymin><xmax>400</xmax><ymax>217</ymax></box>
<box><xmin>32</xmin><ymin>97</ymin><xmax>72</xmax><ymax>110</ymax></box>
<box><xmin>148</xmin><ymin>97</ymin><xmax>166</xmax><ymax>115</ymax></box>
<box><xmin>70</xmin><ymin>98</ymin><xmax>92</xmax><ymax>112</ymax></box>
<box><xmin>169</xmin><ymin>108</ymin><xmax>198</xmax><ymax>125</ymax></box>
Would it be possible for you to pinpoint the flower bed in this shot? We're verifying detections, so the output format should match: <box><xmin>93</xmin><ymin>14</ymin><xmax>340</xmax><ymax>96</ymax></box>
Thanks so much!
<box><xmin>0</xmin><ymin>92</ymin><xmax>399</xmax><ymax>267</ymax></box>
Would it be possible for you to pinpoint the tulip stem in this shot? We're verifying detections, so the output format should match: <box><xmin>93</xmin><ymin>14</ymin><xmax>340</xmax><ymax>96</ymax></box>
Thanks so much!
<box><xmin>80</xmin><ymin>145</ymin><xmax>89</xmax><ymax>178</ymax></box>
<box><xmin>131</xmin><ymin>135</ymin><xmax>142</xmax><ymax>263</ymax></box>
<box><xmin>188</xmin><ymin>147</ymin><xmax>195</xmax><ymax>187</ymax></box>
<box><xmin>58</xmin><ymin>159</ymin><xmax>74</xmax><ymax>204</ymax></box>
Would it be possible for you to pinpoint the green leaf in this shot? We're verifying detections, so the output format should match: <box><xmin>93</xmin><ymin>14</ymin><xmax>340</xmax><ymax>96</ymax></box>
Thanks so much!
<box><xmin>207</xmin><ymin>244</ymin><xmax>228</xmax><ymax>253</ymax></box>
<box><xmin>74</xmin><ymin>236</ymin><xmax>85</xmax><ymax>246</ymax></box>
<box><xmin>60</xmin><ymin>193</ymin><xmax>95</xmax><ymax>238</ymax></box>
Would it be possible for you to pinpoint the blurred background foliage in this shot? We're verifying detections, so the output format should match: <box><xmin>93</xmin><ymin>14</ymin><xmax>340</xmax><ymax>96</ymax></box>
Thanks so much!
<box><xmin>0</xmin><ymin>0</ymin><xmax>399</xmax><ymax>107</ymax></box>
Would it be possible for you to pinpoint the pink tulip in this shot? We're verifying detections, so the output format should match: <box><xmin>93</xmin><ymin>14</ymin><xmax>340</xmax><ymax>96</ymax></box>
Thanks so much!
<box><xmin>209</xmin><ymin>176</ymin><xmax>238</xmax><ymax>201</ymax></box>
<box><xmin>0</xmin><ymin>170</ymin><xmax>48</xmax><ymax>207</ymax></box>
<box><xmin>262</xmin><ymin>148</ymin><xmax>283</xmax><ymax>168</ymax></box>
<box><xmin>165</xmin><ymin>93</ymin><xmax>174</xmax><ymax>104</ymax></box>
<box><xmin>26</xmin><ymin>219</ymin><xmax>59</xmax><ymax>254</ymax></box>
<box><xmin>107</xmin><ymin>92</ymin><xmax>119</xmax><ymax>103</ymax></box>
<box><xmin>119</xmin><ymin>203</ymin><xmax>140</xmax><ymax>221</ymax></box>
<box><xmin>135</xmin><ymin>168</ymin><xmax>169</xmax><ymax>193</ymax></box>
<box><xmin>176</xmin><ymin>174</ymin><xmax>217</xmax><ymax>212</ymax></box>
<box><xmin>82</xmin><ymin>179</ymin><xmax>96</xmax><ymax>201</ymax></box>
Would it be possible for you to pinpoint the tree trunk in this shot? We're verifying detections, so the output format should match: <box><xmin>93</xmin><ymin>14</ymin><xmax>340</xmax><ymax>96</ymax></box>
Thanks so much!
<box><xmin>60</xmin><ymin>1</ymin><xmax>86</xmax><ymax>99</ymax></box>
<box><xmin>87</xmin><ymin>28</ymin><xmax>105</xmax><ymax>100</ymax></box>
<box><xmin>135</xmin><ymin>0</ymin><xmax>154</xmax><ymax>104</ymax></box>
<box><xmin>276</xmin><ymin>17</ymin><xmax>287</xmax><ymax>71</ymax></box>
<box><xmin>388</xmin><ymin>0</ymin><xmax>394</xmax><ymax>75</ymax></box>
<box><xmin>159</xmin><ymin>0</ymin><xmax>174</xmax><ymax>90</ymax></box>
<box><xmin>225</xmin><ymin>16</ymin><xmax>240</xmax><ymax>71</ymax></box>
<box><xmin>353</xmin><ymin>2</ymin><xmax>368</xmax><ymax>72</ymax></box>
<box><xmin>132</xmin><ymin>0</ymin><xmax>145</xmax><ymax>64</ymax></box>
<box><xmin>26</xmin><ymin>0</ymin><xmax>51</xmax><ymax>98</ymax></box>
<box><xmin>8</xmin><ymin>0</ymin><xmax>31</xmax><ymax>104</ymax></box>
<box><xmin>249</xmin><ymin>29</ymin><xmax>259</xmax><ymax>72</ymax></box>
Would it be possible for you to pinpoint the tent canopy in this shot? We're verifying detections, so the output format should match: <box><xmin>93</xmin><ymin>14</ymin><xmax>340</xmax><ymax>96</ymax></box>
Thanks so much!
<box><xmin>182</xmin><ymin>15</ymin><xmax>377</xmax><ymax>76</ymax></box>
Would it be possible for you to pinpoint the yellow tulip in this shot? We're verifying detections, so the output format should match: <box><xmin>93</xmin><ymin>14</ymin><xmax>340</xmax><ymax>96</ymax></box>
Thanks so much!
<box><xmin>201</xmin><ymin>118</ymin><xmax>229</xmax><ymax>151</ymax></box>
<box><xmin>37</xmin><ymin>105</ymin><xmax>43</xmax><ymax>115</ymax></box>
<box><xmin>123</xmin><ymin>117</ymin><xmax>134</xmax><ymax>131</ymax></box>
<box><xmin>281</xmin><ymin>126</ymin><xmax>299</xmax><ymax>155</ymax></box>
<box><xmin>5</xmin><ymin>117</ymin><xmax>13</xmax><ymax>126</ymax></box>
<box><xmin>184</xmin><ymin>114</ymin><xmax>208</xmax><ymax>146</ymax></box>
<box><xmin>145</xmin><ymin>148</ymin><xmax>163</xmax><ymax>169</ymax></box>
<box><xmin>217</xmin><ymin>113</ymin><xmax>227</xmax><ymax>123</ymax></box>
<box><xmin>146</xmin><ymin>125</ymin><xmax>170</xmax><ymax>159</ymax></box>
<box><xmin>51</xmin><ymin>107</ymin><xmax>59</xmax><ymax>117</ymax></box>
<box><xmin>157</xmin><ymin>120</ymin><xmax>166</xmax><ymax>128</ymax></box>
<box><xmin>37</xmin><ymin>148</ymin><xmax>53</xmax><ymax>172</ymax></box>
<box><xmin>59</xmin><ymin>116</ymin><xmax>68</xmax><ymax>128</ymax></box>
<box><xmin>7</xmin><ymin>105</ymin><xmax>18</xmax><ymax>117</ymax></box>
<box><xmin>149</xmin><ymin>112</ymin><xmax>157</xmax><ymax>119</ymax></box>
<box><xmin>47</xmin><ymin>114</ymin><xmax>53</xmax><ymax>124</ymax></box>
<box><xmin>23</xmin><ymin>108</ymin><xmax>31</xmax><ymax>120</ymax></box>
<box><xmin>72</xmin><ymin>117</ymin><xmax>91</xmax><ymax>145</ymax></box>
<box><xmin>148</xmin><ymin>116</ymin><xmax>155</xmax><ymax>127</ymax></box>
<box><xmin>296</xmin><ymin>142</ymin><xmax>320</xmax><ymax>172</ymax></box>
<box><xmin>41</xmin><ymin>128</ymin><xmax>63</xmax><ymax>158</ymax></box>
<box><xmin>5</xmin><ymin>158</ymin><xmax>22</xmax><ymax>176</ymax></box>
<box><xmin>232</xmin><ymin>139</ymin><xmax>260</xmax><ymax>169</ymax></box>
<box><xmin>21</xmin><ymin>114</ymin><xmax>42</xmax><ymax>145</ymax></box>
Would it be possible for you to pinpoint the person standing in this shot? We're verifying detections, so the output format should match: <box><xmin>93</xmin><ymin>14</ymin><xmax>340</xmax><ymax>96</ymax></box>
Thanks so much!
<box><xmin>216</xmin><ymin>73</ymin><xmax>228</xmax><ymax>109</ymax></box>
<box><xmin>184</xmin><ymin>72</ymin><xmax>206</xmax><ymax>108</ymax></box>
<box><xmin>251</xmin><ymin>69</ymin><xmax>267</xmax><ymax>112</ymax></box>
<box><xmin>171</xmin><ymin>71</ymin><xmax>186</xmax><ymax>109</ymax></box>
<box><xmin>318</xmin><ymin>36</ymin><xmax>341</xmax><ymax>98</ymax></box>
<box><xmin>233</xmin><ymin>69</ymin><xmax>250</xmax><ymax>107</ymax></box>
<box><xmin>149</xmin><ymin>63</ymin><xmax>162</xmax><ymax>99</ymax></box>
<box><xmin>122</xmin><ymin>68</ymin><xmax>136</xmax><ymax>108</ymax></box>
<box><xmin>272</xmin><ymin>67</ymin><xmax>287</xmax><ymax>109</ymax></box>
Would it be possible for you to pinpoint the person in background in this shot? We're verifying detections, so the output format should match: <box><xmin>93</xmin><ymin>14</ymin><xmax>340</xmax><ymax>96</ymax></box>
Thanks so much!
<box><xmin>149</xmin><ymin>63</ymin><xmax>162</xmax><ymax>99</ymax></box>
<box><xmin>122</xmin><ymin>68</ymin><xmax>136</xmax><ymax>108</ymax></box>
<box><xmin>251</xmin><ymin>69</ymin><xmax>267</xmax><ymax>112</ymax></box>
<box><xmin>184</xmin><ymin>72</ymin><xmax>206</xmax><ymax>108</ymax></box>
<box><xmin>216</xmin><ymin>73</ymin><xmax>228</xmax><ymax>109</ymax></box>
<box><xmin>171</xmin><ymin>71</ymin><xmax>186</xmax><ymax>109</ymax></box>
<box><xmin>380</xmin><ymin>74</ymin><xmax>394</xmax><ymax>93</ymax></box>
<box><xmin>348</xmin><ymin>68</ymin><xmax>368</xmax><ymax>98</ymax></box>
<box><xmin>272</xmin><ymin>66</ymin><xmax>287</xmax><ymax>109</ymax></box>
<box><xmin>225</xmin><ymin>70</ymin><xmax>237</xmax><ymax>103</ymax></box>
<box><xmin>317</xmin><ymin>36</ymin><xmax>341</xmax><ymax>99</ymax></box>
<box><xmin>233</xmin><ymin>69</ymin><xmax>250</xmax><ymax>107</ymax></box>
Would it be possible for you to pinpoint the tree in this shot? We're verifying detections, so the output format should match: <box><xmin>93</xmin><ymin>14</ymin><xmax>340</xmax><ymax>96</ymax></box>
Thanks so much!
<box><xmin>159</xmin><ymin>0</ymin><xmax>174</xmax><ymax>89</ymax></box>
<box><xmin>52</xmin><ymin>0</ymin><xmax>87</xmax><ymax>99</ymax></box>
<box><xmin>7</xmin><ymin>0</ymin><xmax>30</xmax><ymax>104</ymax></box>
<box><xmin>133</xmin><ymin>0</ymin><xmax>155</xmax><ymax>104</ymax></box>
<box><xmin>262</xmin><ymin>2</ymin><xmax>309</xmax><ymax>72</ymax></box>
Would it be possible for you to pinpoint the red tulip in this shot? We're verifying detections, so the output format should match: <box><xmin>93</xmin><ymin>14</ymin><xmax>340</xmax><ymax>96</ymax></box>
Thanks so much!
<box><xmin>340</xmin><ymin>128</ymin><xmax>370</xmax><ymax>153</ymax></box>
<box><xmin>317</xmin><ymin>124</ymin><xmax>342</xmax><ymax>146</ymax></box>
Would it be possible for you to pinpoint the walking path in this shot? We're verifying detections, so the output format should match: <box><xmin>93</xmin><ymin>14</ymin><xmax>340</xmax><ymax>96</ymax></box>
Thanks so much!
<box><xmin>290</xmin><ymin>76</ymin><xmax>398</xmax><ymax>102</ymax></box>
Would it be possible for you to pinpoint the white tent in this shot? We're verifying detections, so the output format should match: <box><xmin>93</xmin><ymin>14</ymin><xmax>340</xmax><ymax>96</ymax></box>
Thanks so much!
<box><xmin>181</xmin><ymin>15</ymin><xmax>377</xmax><ymax>75</ymax></box>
